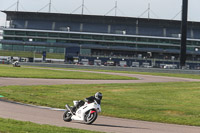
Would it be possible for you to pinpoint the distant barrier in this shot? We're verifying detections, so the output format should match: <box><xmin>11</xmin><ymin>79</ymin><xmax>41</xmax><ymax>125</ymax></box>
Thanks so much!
<box><xmin>21</xmin><ymin>62</ymin><xmax>200</xmax><ymax>75</ymax></box>
<box><xmin>0</xmin><ymin>60</ymin><xmax>11</xmax><ymax>64</ymax></box>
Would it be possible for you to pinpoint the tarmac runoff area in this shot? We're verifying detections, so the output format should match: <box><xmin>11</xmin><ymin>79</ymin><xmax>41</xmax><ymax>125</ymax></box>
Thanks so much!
<box><xmin>1</xmin><ymin>69</ymin><xmax>200</xmax><ymax>133</ymax></box>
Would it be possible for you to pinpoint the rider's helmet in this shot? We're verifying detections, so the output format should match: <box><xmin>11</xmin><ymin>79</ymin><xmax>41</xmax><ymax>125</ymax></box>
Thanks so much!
<box><xmin>95</xmin><ymin>92</ymin><xmax>103</xmax><ymax>100</ymax></box>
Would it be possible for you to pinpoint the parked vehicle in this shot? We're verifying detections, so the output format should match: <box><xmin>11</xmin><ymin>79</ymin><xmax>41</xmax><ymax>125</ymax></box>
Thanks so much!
<box><xmin>0</xmin><ymin>56</ymin><xmax>11</xmax><ymax>64</ymax></box>
<box><xmin>163</xmin><ymin>64</ymin><xmax>177</xmax><ymax>69</ymax></box>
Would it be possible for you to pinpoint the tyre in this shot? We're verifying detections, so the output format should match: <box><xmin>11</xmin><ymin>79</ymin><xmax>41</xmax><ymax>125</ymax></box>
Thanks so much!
<box><xmin>63</xmin><ymin>110</ymin><xmax>72</xmax><ymax>122</ymax></box>
<box><xmin>84</xmin><ymin>110</ymin><xmax>98</xmax><ymax>124</ymax></box>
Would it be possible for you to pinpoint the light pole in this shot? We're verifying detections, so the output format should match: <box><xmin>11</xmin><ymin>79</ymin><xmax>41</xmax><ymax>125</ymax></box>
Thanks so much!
<box><xmin>33</xmin><ymin>51</ymin><xmax>36</xmax><ymax>63</ymax></box>
<box><xmin>180</xmin><ymin>0</ymin><xmax>188</xmax><ymax>68</ymax></box>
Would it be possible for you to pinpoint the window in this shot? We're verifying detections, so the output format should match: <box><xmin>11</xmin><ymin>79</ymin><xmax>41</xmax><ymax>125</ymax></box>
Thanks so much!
<box><xmin>4</xmin><ymin>30</ymin><xmax>15</xmax><ymax>35</ymax></box>
<box><xmin>127</xmin><ymin>37</ymin><xmax>136</xmax><ymax>42</ymax></box>
<box><xmin>137</xmin><ymin>38</ymin><xmax>148</xmax><ymax>42</ymax></box>
<box><xmin>92</xmin><ymin>35</ymin><xmax>103</xmax><ymax>40</ymax></box>
<box><xmin>27</xmin><ymin>32</ymin><xmax>36</xmax><ymax>36</ymax></box>
<box><xmin>70</xmin><ymin>34</ymin><xmax>80</xmax><ymax>38</ymax></box>
<box><xmin>49</xmin><ymin>33</ymin><xmax>59</xmax><ymax>37</ymax></box>
<box><xmin>82</xmin><ymin>35</ymin><xmax>92</xmax><ymax>39</ymax></box>
<box><xmin>115</xmin><ymin>36</ymin><xmax>126</xmax><ymax>41</ymax></box>
<box><xmin>24</xmin><ymin>46</ymin><xmax>35</xmax><ymax>51</ymax></box>
<box><xmin>37</xmin><ymin>32</ymin><xmax>48</xmax><ymax>37</ymax></box>
<box><xmin>13</xmin><ymin>45</ymin><xmax>24</xmax><ymax>51</ymax></box>
<box><xmin>104</xmin><ymin>36</ymin><xmax>115</xmax><ymax>40</ymax></box>
<box><xmin>15</xmin><ymin>31</ymin><xmax>26</xmax><ymax>36</ymax></box>
<box><xmin>60</xmin><ymin>33</ymin><xmax>69</xmax><ymax>38</ymax></box>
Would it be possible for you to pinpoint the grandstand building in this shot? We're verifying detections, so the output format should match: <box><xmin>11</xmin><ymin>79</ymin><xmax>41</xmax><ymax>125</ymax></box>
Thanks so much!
<box><xmin>1</xmin><ymin>11</ymin><xmax>200</xmax><ymax>68</ymax></box>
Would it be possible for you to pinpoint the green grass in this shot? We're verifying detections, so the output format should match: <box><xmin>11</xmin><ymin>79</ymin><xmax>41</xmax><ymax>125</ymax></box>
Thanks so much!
<box><xmin>0</xmin><ymin>65</ymin><xmax>136</xmax><ymax>80</ymax></box>
<box><xmin>1</xmin><ymin>82</ymin><xmax>200</xmax><ymax>126</ymax></box>
<box><xmin>0</xmin><ymin>50</ymin><xmax>65</xmax><ymax>59</ymax></box>
<box><xmin>23</xmin><ymin>65</ymin><xmax>200</xmax><ymax>80</ymax></box>
<box><xmin>0</xmin><ymin>117</ymin><xmax>101</xmax><ymax>133</ymax></box>
<box><xmin>71</xmin><ymin>69</ymin><xmax>200</xmax><ymax>79</ymax></box>
<box><xmin>105</xmin><ymin>70</ymin><xmax>200</xmax><ymax>79</ymax></box>
<box><xmin>76</xmin><ymin>69</ymin><xmax>200</xmax><ymax>79</ymax></box>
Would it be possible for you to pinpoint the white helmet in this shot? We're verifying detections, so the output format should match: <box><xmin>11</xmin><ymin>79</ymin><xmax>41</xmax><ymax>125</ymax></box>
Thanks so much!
<box><xmin>95</xmin><ymin>92</ymin><xmax>102</xmax><ymax>100</ymax></box>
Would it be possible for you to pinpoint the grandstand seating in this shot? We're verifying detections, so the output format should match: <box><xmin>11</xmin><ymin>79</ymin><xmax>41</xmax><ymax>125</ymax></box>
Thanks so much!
<box><xmin>28</xmin><ymin>20</ymin><xmax>52</xmax><ymax>30</ymax></box>
<box><xmin>55</xmin><ymin>22</ymin><xmax>80</xmax><ymax>31</ymax></box>
<box><xmin>110</xmin><ymin>24</ymin><xmax>135</xmax><ymax>35</ymax></box>
<box><xmin>12</xmin><ymin>20</ymin><xmax>25</xmax><ymax>29</ymax></box>
<box><xmin>193</xmin><ymin>29</ymin><xmax>200</xmax><ymax>39</ymax></box>
<box><xmin>166</xmin><ymin>28</ymin><xmax>181</xmax><ymax>38</ymax></box>
<box><xmin>138</xmin><ymin>26</ymin><xmax>163</xmax><ymax>36</ymax></box>
<box><xmin>83</xmin><ymin>23</ymin><xmax>108</xmax><ymax>33</ymax></box>
<box><xmin>11</xmin><ymin>18</ymin><xmax>191</xmax><ymax>39</ymax></box>
<box><xmin>7</xmin><ymin>12</ymin><xmax>200</xmax><ymax>40</ymax></box>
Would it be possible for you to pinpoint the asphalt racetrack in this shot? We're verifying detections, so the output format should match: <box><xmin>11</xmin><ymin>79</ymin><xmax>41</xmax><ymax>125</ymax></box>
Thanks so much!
<box><xmin>1</xmin><ymin>69</ymin><xmax>200</xmax><ymax>133</ymax></box>
<box><xmin>0</xmin><ymin>68</ymin><xmax>200</xmax><ymax>86</ymax></box>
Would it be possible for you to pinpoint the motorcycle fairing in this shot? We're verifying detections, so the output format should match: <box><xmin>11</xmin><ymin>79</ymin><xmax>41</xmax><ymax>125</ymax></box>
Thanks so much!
<box><xmin>71</xmin><ymin>102</ymin><xmax>101</xmax><ymax>121</ymax></box>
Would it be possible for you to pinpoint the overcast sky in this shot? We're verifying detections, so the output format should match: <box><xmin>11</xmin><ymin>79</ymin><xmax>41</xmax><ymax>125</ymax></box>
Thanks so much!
<box><xmin>0</xmin><ymin>0</ymin><xmax>200</xmax><ymax>26</ymax></box>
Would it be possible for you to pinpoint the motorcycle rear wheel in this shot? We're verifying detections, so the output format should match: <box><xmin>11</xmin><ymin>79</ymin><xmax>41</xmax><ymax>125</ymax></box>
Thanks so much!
<box><xmin>84</xmin><ymin>110</ymin><xmax>98</xmax><ymax>124</ymax></box>
<box><xmin>63</xmin><ymin>110</ymin><xmax>72</xmax><ymax>122</ymax></box>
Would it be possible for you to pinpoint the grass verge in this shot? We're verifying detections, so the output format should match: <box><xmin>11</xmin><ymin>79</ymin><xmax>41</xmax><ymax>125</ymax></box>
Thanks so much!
<box><xmin>0</xmin><ymin>65</ymin><xmax>136</xmax><ymax>80</ymax></box>
<box><xmin>0</xmin><ymin>117</ymin><xmax>101</xmax><ymax>133</ymax></box>
<box><xmin>0</xmin><ymin>50</ymin><xmax>64</xmax><ymax>59</ymax></box>
<box><xmin>23</xmin><ymin>65</ymin><xmax>200</xmax><ymax>80</ymax></box>
<box><xmin>105</xmin><ymin>70</ymin><xmax>200</xmax><ymax>79</ymax></box>
<box><xmin>77</xmin><ymin>69</ymin><xmax>200</xmax><ymax>79</ymax></box>
<box><xmin>1</xmin><ymin>82</ymin><xmax>200</xmax><ymax>126</ymax></box>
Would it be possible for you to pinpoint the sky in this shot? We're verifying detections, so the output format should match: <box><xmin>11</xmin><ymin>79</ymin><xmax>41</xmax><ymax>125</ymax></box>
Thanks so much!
<box><xmin>0</xmin><ymin>0</ymin><xmax>200</xmax><ymax>26</ymax></box>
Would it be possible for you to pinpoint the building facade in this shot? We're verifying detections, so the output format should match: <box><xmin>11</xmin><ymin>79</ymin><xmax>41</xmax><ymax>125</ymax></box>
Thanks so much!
<box><xmin>1</xmin><ymin>11</ymin><xmax>200</xmax><ymax>68</ymax></box>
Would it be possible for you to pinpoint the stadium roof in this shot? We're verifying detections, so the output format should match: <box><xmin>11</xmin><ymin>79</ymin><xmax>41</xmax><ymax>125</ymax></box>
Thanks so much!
<box><xmin>1</xmin><ymin>11</ymin><xmax>199</xmax><ymax>27</ymax></box>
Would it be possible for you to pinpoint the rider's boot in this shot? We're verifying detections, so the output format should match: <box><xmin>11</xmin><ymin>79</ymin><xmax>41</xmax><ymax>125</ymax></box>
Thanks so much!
<box><xmin>71</xmin><ymin>106</ymin><xmax>76</xmax><ymax>113</ymax></box>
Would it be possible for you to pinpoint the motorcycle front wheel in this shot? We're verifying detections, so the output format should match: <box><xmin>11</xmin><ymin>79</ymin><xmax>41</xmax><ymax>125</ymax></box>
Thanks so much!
<box><xmin>84</xmin><ymin>110</ymin><xmax>98</xmax><ymax>124</ymax></box>
<box><xmin>63</xmin><ymin>110</ymin><xmax>72</xmax><ymax>122</ymax></box>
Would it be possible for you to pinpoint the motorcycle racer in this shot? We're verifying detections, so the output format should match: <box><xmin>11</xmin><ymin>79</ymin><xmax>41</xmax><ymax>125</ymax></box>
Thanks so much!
<box><xmin>72</xmin><ymin>92</ymin><xmax>103</xmax><ymax>113</ymax></box>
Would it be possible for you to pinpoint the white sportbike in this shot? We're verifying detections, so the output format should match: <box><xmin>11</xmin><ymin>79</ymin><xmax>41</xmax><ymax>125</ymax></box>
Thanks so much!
<box><xmin>63</xmin><ymin>100</ymin><xmax>101</xmax><ymax>124</ymax></box>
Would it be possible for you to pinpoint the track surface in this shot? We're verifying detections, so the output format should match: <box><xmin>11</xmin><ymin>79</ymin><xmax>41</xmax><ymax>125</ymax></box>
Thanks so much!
<box><xmin>1</xmin><ymin>100</ymin><xmax>200</xmax><ymax>133</ymax></box>
<box><xmin>0</xmin><ymin>68</ymin><xmax>200</xmax><ymax>86</ymax></box>
<box><xmin>1</xmin><ymin>69</ymin><xmax>200</xmax><ymax>133</ymax></box>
